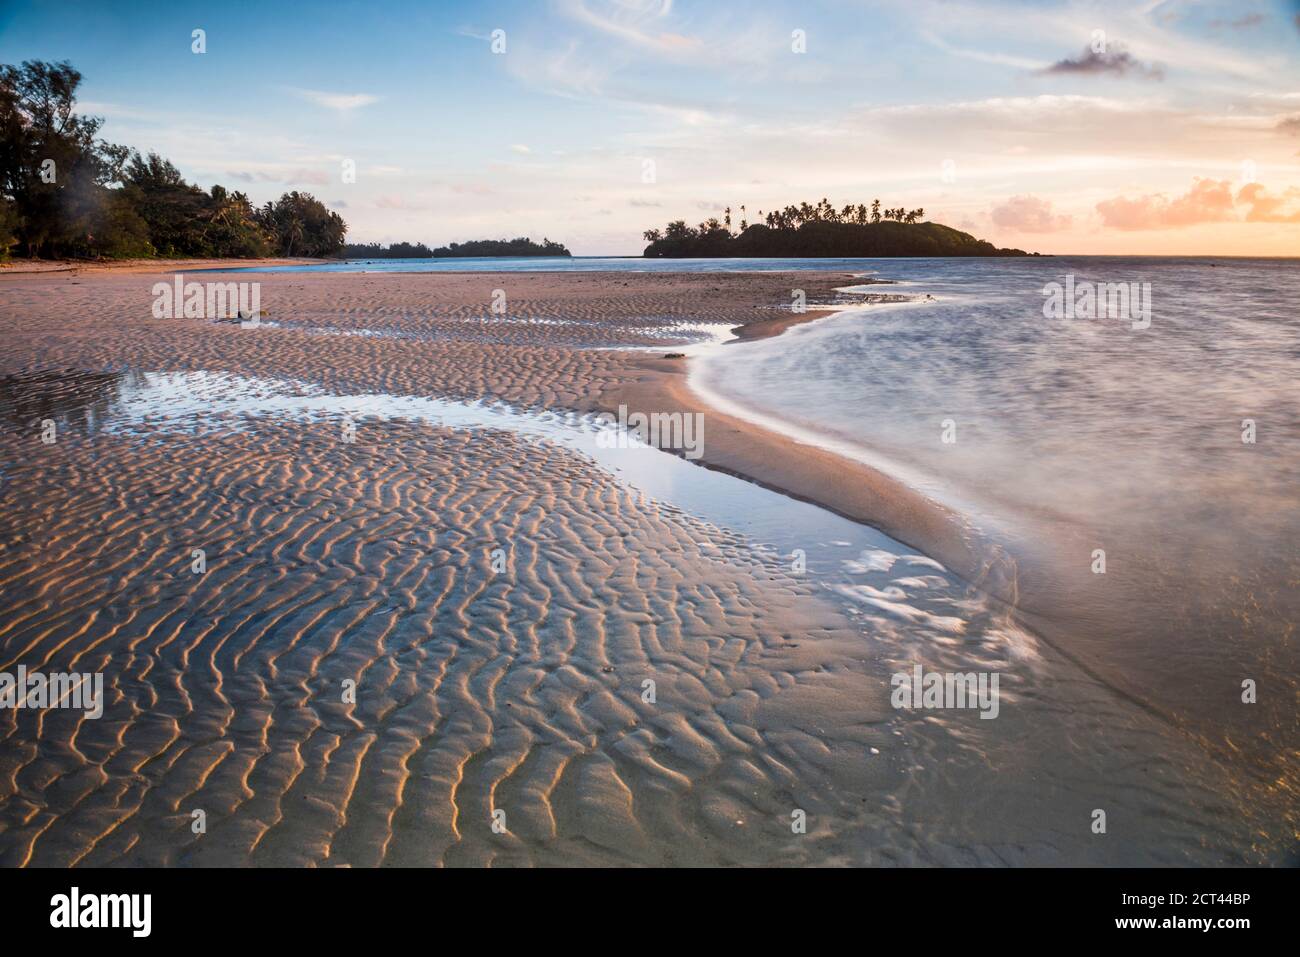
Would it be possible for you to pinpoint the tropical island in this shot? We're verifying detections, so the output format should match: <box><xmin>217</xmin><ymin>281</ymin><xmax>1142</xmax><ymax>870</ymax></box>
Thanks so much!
<box><xmin>341</xmin><ymin>241</ymin><xmax>436</xmax><ymax>259</ymax></box>
<box><xmin>341</xmin><ymin>237</ymin><xmax>571</xmax><ymax>259</ymax></box>
<box><xmin>641</xmin><ymin>199</ymin><xmax>1032</xmax><ymax>257</ymax></box>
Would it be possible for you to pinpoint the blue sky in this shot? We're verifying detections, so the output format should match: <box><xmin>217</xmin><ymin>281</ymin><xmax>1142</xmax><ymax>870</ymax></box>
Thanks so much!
<box><xmin>3</xmin><ymin>0</ymin><xmax>1299</xmax><ymax>254</ymax></box>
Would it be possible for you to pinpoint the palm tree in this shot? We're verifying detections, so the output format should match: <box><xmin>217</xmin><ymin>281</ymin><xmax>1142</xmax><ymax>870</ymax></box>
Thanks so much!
<box><xmin>284</xmin><ymin>215</ymin><xmax>304</xmax><ymax>256</ymax></box>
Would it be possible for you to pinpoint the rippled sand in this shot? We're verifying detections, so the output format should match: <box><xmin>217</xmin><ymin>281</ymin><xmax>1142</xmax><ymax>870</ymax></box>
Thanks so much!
<box><xmin>0</xmin><ymin>268</ymin><xmax>1284</xmax><ymax>866</ymax></box>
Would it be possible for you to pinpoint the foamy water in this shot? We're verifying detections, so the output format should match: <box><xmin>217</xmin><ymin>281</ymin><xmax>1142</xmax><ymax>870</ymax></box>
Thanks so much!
<box><xmin>696</xmin><ymin>256</ymin><xmax>1300</xmax><ymax>777</ymax></box>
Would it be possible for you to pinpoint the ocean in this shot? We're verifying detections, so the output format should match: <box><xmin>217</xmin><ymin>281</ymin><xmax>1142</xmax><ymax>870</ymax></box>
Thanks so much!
<box><xmin>692</xmin><ymin>255</ymin><xmax>1299</xmax><ymax>791</ymax></box>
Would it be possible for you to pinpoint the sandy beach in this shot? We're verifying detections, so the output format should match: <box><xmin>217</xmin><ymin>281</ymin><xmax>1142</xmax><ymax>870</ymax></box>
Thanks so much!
<box><xmin>0</xmin><ymin>266</ymin><xmax>1288</xmax><ymax>866</ymax></box>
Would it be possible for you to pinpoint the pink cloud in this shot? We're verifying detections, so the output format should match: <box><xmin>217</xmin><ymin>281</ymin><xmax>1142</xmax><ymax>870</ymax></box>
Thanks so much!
<box><xmin>1237</xmin><ymin>183</ymin><xmax>1300</xmax><ymax>223</ymax></box>
<box><xmin>1095</xmin><ymin>178</ymin><xmax>1236</xmax><ymax>230</ymax></box>
<box><xmin>989</xmin><ymin>195</ymin><xmax>1072</xmax><ymax>233</ymax></box>
<box><xmin>1096</xmin><ymin>178</ymin><xmax>1300</xmax><ymax>229</ymax></box>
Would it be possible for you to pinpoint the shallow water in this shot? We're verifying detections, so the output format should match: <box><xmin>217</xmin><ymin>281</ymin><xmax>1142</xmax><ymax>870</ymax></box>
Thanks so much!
<box><xmin>0</xmin><ymin>366</ymin><xmax>1276</xmax><ymax>864</ymax></box>
<box><xmin>696</xmin><ymin>256</ymin><xmax>1300</xmax><ymax>784</ymax></box>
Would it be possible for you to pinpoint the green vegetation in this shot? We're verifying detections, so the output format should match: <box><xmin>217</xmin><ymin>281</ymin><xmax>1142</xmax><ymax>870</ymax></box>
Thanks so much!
<box><xmin>641</xmin><ymin>199</ymin><xmax>1030</xmax><ymax>258</ymax></box>
<box><xmin>0</xmin><ymin>60</ymin><xmax>346</xmax><ymax>260</ymax></box>
<box><xmin>428</xmin><ymin>237</ymin><xmax>569</xmax><ymax>258</ymax></box>
<box><xmin>339</xmin><ymin>237</ymin><xmax>570</xmax><ymax>259</ymax></box>
<box><xmin>341</xmin><ymin>241</ymin><xmax>434</xmax><ymax>259</ymax></box>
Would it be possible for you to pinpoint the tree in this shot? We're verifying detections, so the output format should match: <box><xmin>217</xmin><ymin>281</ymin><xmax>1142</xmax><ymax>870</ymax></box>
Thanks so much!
<box><xmin>0</xmin><ymin>196</ymin><xmax>21</xmax><ymax>259</ymax></box>
<box><xmin>0</xmin><ymin>59</ymin><xmax>135</xmax><ymax>257</ymax></box>
<box><xmin>1</xmin><ymin>59</ymin><xmax>320</xmax><ymax>260</ymax></box>
<box><xmin>254</xmin><ymin>191</ymin><xmax>346</xmax><ymax>257</ymax></box>
<box><xmin>639</xmin><ymin>198</ymin><xmax>1015</xmax><ymax>258</ymax></box>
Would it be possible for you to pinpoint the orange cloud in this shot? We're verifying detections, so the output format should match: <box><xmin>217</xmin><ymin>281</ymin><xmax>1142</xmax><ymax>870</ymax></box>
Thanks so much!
<box><xmin>1238</xmin><ymin>182</ymin><xmax>1300</xmax><ymax>222</ymax></box>
<box><xmin>1096</xmin><ymin>178</ymin><xmax>1236</xmax><ymax>229</ymax></box>
<box><xmin>1097</xmin><ymin>178</ymin><xmax>1300</xmax><ymax>229</ymax></box>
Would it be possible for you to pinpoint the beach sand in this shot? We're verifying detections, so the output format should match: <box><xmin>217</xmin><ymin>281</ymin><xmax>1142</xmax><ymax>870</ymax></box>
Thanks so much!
<box><xmin>0</xmin><ymin>267</ymin><xmax>1284</xmax><ymax>865</ymax></box>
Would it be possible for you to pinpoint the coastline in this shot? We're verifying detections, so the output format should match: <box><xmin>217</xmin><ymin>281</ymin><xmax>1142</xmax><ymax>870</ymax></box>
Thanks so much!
<box><xmin>621</xmin><ymin>279</ymin><xmax>1296</xmax><ymax>843</ymax></box>
<box><xmin>0</xmin><ymin>263</ymin><xmax>1287</xmax><ymax>864</ymax></box>
<box><xmin>598</xmin><ymin>293</ymin><xmax>1018</xmax><ymax>605</ymax></box>
<box><xmin>0</xmin><ymin>256</ymin><xmax>329</xmax><ymax>276</ymax></box>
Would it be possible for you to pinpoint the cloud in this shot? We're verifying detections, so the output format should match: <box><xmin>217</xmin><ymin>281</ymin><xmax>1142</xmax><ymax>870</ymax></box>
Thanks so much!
<box><xmin>226</xmin><ymin>168</ymin><xmax>329</xmax><ymax>186</ymax></box>
<box><xmin>1092</xmin><ymin>177</ymin><xmax>1295</xmax><ymax>229</ymax></box>
<box><xmin>1208</xmin><ymin>14</ymin><xmax>1264</xmax><ymax>29</ymax></box>
<box><xmin>1041</xmin><ymin>45</ymin><xmax>1164</xmax><ymax>80</ymax></box>
<box><xmin>510</xmin><ymin>144</ymin><xmax>531</xmax><ymax>154</ymax></box>
<box><xmin>1237</xmin><ymin>183</ymin><xmax>1300</xmax><ymax>222</ymax></box>
<box><xmin>290</xmin><ymin>88</ymin><xmax>380</xmax><ymax>112</ymax></box>
<box><xmin>921</xmin><ymin>31</ymin><xmax>1048</xmax><ymax>71</ymax></box>
<box><xmin>989</xmin><ymin>195</ymin><xmax>1072</xmax><ymax>232</ymax></box>
<box><xmin>557</xmin><ymin>0</ymin><xmax>702</xmax><ymax>56</ymax></box>
<box><xmin>1278</xmin><ymin>114</ymin><xmax>1300</xmax><ymax>135</ymax></box>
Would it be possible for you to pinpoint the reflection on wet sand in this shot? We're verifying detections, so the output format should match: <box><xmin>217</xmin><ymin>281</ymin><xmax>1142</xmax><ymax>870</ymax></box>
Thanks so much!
<box><xmin>0</xmin><ymin>269</ymin><xmax>1285</xmax><ymax>866</ymax></box>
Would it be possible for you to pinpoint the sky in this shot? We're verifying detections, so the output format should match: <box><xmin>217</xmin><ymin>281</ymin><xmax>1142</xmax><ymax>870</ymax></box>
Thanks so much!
<box><xmin>2</xmin><ymin>0</ymin><xmax>1299</xmax><ymax>255</ymax></box>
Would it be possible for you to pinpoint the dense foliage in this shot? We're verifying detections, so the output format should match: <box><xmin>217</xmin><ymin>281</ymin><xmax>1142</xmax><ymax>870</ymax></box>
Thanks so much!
<box><xmin>0</xmin><ymin>60</ymin><xmax>346</xmax><ymax>260</ymax></box>
<box><xmin>341</xmin><ymin>241</ymin><xmax>435</xmax><ymax>259</ymax></box>
<box><xmin>429</xmin><ymin>237</ymin><xmax>569</xmax><ymax>258</ymax></box>
<box><xmin>339</xmin><ymin>237</ymin><xmax>569</xmax><ymax>259</ymax></box>
<box><xmin>641</xmin><ymin>199</ymin><xmax>1029</xmax><ymax>258</ymax></box>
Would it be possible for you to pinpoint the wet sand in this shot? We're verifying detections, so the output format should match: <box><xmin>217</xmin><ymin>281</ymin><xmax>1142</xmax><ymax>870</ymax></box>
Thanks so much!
<box><xmin>0</xmin><ymin>267</ymin><xmax>1285</xmax><ymax>865</ymax></box>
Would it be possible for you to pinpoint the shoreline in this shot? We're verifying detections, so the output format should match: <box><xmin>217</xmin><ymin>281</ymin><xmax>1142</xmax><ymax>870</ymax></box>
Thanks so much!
<box><xmin>0</xmin><ymin>264</ymin><xmax>1287</xmax><ymax>864</ymax></box>
<box><xmin>616</xmin><ymin>283</ymin><xmax>1295</xmax><ymax>825</ymax></box>
<box><xmin>0</xmin><ymin>256</ymin><xmax>329</xmax><ymax>276</ymax></box>
<box><xmin>598</xmin><ymin>292</ymin><xmax>1020</xmax><ymax>605</ymax></box>
<box><xmin>599</xmin><ymin>285</ymin><xmax>1277</xmax><ymax>759</ymax></box>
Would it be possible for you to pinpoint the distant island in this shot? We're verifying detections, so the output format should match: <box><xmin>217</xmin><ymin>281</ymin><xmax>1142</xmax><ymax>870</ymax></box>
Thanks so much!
<box><xmin>641</xmin><ymin>199</ymin><xmax>1032</xmax><ymax>258</ymax></box>
<box><xmin>341</xmin><ymin>241</ymin><xmax>435</xmax><ymax>259</ymax></box>
<box><xmin>342</xmin><ymin>237</ymin><xmax>571</xmax><ymax>259</ymax></box>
